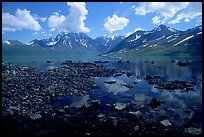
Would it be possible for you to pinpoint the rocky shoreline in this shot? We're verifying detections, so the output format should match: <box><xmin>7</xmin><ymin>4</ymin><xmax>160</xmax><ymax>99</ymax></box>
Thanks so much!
<box><xmin>2</xmin><ymin>62</ymin><xmax>202</xmax><ymax>136</ymax></box>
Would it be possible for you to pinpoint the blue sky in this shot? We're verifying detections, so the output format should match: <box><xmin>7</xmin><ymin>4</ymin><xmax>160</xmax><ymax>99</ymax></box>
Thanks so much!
<box><xmin>2</xmin><ymin>2</ymin><xmax>202</xmax><ymax>43</ymax></box>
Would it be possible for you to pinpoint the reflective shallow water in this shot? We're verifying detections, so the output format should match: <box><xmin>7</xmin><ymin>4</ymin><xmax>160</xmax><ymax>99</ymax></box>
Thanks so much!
<box><xmin>54</xmin><ymin>56</ymin><xmax>202</xmax><ymax>130</ymax></box>
<box><xmin>3</xmin><ymin>52</ymin><xmax>202</xmax><ymax>132</ymax></box>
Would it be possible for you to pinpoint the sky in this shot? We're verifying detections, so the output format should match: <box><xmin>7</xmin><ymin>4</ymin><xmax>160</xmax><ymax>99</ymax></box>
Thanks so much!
<box><xmin>2</xmin><ymin>2</ymin><xmax>202</xmax><ymax>44</ymax></box>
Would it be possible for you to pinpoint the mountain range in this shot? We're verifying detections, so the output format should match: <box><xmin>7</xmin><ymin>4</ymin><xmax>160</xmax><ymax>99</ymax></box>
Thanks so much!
<box><xmin>104</xmin><ymin>25</ymin><xmax>202</xmax><ymax>57</ymax></box>
<box><xmin>3</xmin><ymin>32</ymin><xmax>124</xmax><ymax>53</ymax></box>
<box><xmin>2</xmin><ymin>25</ymin><xmax>202</xmax><ymax>56</ymax></box>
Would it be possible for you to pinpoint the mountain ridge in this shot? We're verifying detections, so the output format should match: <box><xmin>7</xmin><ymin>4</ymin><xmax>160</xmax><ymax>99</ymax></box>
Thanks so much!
<box><xmin>104</xmin><ymin>24</ymin><xmax>202</xmax><ymax>57</ymax></box>
<box><xmin>3</xmin><ymin>25</ymin><xmax>202</xmax><ymax>56</ymax></box>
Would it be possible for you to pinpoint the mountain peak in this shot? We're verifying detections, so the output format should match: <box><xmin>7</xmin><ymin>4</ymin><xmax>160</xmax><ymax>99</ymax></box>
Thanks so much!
<box><xmin>3</xmin><ymin>40</ymin><xmax>11</xmax><ymax>45</ymax></box>
<box><xmin>152</xmin><ymin>24</ymin><xmax>177</xmax><ymax>33</ymax></box>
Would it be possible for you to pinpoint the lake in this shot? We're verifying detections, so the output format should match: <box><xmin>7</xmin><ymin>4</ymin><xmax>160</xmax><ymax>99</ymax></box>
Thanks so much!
<box><xmin>2</xmin><ymin>51</ymin><xmax>202</xmax><ymax>135</ymax></box>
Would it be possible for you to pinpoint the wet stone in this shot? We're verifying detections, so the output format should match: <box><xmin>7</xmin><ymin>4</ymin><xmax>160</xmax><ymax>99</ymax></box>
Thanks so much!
<box><xmin>127</xmin><ymin>111</ymin><xmax>142</xmax><ymax>121</ymax></box>
<box><xmin>184</xmin><ymin>127</ymin><xmax>202</xmax><ymax>135</ymax></box>
<box><xmin>104</xmin><ymin>80</ymin><xmax>116</xmax><ymax>84</ymax></box>
<box><xmin>113</xmin><ymin>103</ymin><xmax>128</xmax><ymax>111</ymax></box>
<box><xmin>160</xmin><ymin>119</ymin><xmax>172</xmax><ymax>127</ymax></box>
<box><xmin>30</xmin><ymin>114</ymin><xmax>42</xmax><ymax>120</ymax></box>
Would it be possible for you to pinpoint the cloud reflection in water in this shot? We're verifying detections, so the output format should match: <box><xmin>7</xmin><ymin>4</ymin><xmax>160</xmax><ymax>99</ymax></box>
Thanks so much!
<box><xmin>104</xmin><ymin>78</ymin><xmax>129</xmax><ymax>95</ymax></box>
<box><xmin>70</xmin><ymin>95</ymin><xmax>89</xmax><ymax>108</ymax></box>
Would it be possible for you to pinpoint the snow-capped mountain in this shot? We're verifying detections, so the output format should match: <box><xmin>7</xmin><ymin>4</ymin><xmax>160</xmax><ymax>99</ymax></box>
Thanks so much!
<box><xmin>27</xmin><ymin>32</ymin><xmax>125</xmax><ymax>53</ymax></box>
<box><xmin>94</xmin><ymin>35</ymin><xmax>125</xmax><ymax>52</ymax></box>
<box><xmin>28</xmin><ymin>32</ymin><xmax>96</xmax><ymax>50</ymax></box>
<box><xmin>3</xmin><ymin>25</ymin><xmax>202</xmax><ymax>56</ymax></box>
<box><xmin>2</xmin><ymin>40</ymin><xmax>26</xmax><ymax>46</ymax></box>
<box><xmin>104</xmin><ymin>25</ymin><xmax>202</xmax><ymax>56</ymax></box>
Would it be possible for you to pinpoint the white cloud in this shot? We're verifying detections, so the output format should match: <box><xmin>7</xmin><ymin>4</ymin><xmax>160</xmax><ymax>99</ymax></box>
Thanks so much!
<box><xmin>40</xmin><ymin>17</ymin><xmax>47</xmax><ymax>22</ymax></box>
<box><xmin>47</xmin><ymin>2</ymin><xmax>90</xmax><ymax>33</ymax></box>
<box><xmin>47</xmin><ymin>13</ymin><xmax>65</xmax><ymax>28</ymax></box>
<box><xmin>104</xmin><ymin>14</ymin><xmax>129</xmax><ymax>33</ymax></box>
<box><xmin>134</xmin><ymin>2</ymin><xmax>189</xmax><ymax>24</ymax></box>
<box><xmin>2</xmin><ymin>9</ymin><xmax>41</xmax><ymax>33</ymax></box>
<box><xmin>125</xmin><ymin>27</ymin><xmax>143</xmax><ymax>37</ymax></box>
<box><xmin>50</xmin><ymin>28</ymin><xmax>56</xmax><ymax>32</ymax></box>
<box><xmin>152</xmin><ymin>16</ymin><xmax>162</xmax><ymax>24</ymax></box>
<box><xmin>168</xmin><ymin>2</ymin><xmax>202</xmax><ymax>24</ymax></box>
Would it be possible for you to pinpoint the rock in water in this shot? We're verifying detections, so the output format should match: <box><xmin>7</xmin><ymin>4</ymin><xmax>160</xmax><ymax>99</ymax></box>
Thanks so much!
<box><xmin>149</xmin><ymin>98</ymin><xmax>164</xmax><ymax>110</ymax></box>
<box><xmin>90</xmin><ymin>100</ymin><xmax>100</xmax><ymax>108</ymax></box>
<box><xmin>185</xmin><ymin>127</ymin><xmax>202</xmax><ymax>135</ymax></box>
<box><xmin>127</xmin><ymin>111</ymin><xmax>142</xmax><ymax>120</ymax></box>
<box><xmin>160</xmin><ymin>119</ymin><xmax>172</xmax><ymax>127</ymax></box>
<box><xmin>104</xmin><ymin>80</ymin><xmax>116</xmax><ymax>84</ymax></box>
<box><xmin>113</xmin><ymin>103</ymin><xmax>128</xmax><ymax>110</ymax></box>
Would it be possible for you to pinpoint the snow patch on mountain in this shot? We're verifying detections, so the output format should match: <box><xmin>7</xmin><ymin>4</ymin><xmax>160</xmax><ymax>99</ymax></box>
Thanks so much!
<box><xmin>47</xmin><ymin>41</ymin><xmax>57</xmax><ymax>46</ymax></box>
<box><xmin>168</xmin><ymin>38</ymin><xmax>177</xmax><ymax>43</ymax></box>
<box><xmin>166</xmin><ymin>35</ymin><xmax>173</xmax><ymax>39</ymax></box>
<box><xmin>167</xmin><ymin>27</ymin><xmax>177</xmax><ymax>32</ymax></box>
<box><xmin>3</xmin><ymin>41</ymin><xmax>11</xmax><ymax>45</ymax></box>
<box><xmin>129</xmin><ymin>34</ymin><xmax>141</xmax><ymax>42</ymax></box>
<box><xmin>156</xmin><ymin>36</ymin><xmax>165</xmax><ymax>41</ymax></box>
<box><xmin>197</xmin><ymin>32</ymin><xmax>202</xmax><ymax>35</ymax></box>
<box><xmin>173</xmin><ymin>35</ymin><xmax>194</xmax><ymax>46</ymax></box>
<box><xmin>142</xmin><ymin>44</ymin><xmax>148</xmax><ymax>47</ymax></box>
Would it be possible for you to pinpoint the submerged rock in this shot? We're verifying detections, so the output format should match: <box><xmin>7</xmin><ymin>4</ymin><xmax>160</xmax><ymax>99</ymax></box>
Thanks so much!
<box><xmin>171</xmin><ymin>59</ymin><xmax>176</xmax><ymax>63</ymax></box>
<box><xmin>30</xmin><ymin>114</ymin><xmax>42</xmax><ymax>120</ymax></box>
<box><xmin>177</xmin><ymin>60</ymin><xmax>191</xmax><ymax>67</ymax></box>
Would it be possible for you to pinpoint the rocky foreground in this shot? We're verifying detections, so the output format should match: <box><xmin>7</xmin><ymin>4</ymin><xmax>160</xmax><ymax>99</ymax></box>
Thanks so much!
<box><xmin>2</xmin><ymin>62</ymin><xmax>202</xmax><ymax>136</ymax></box>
